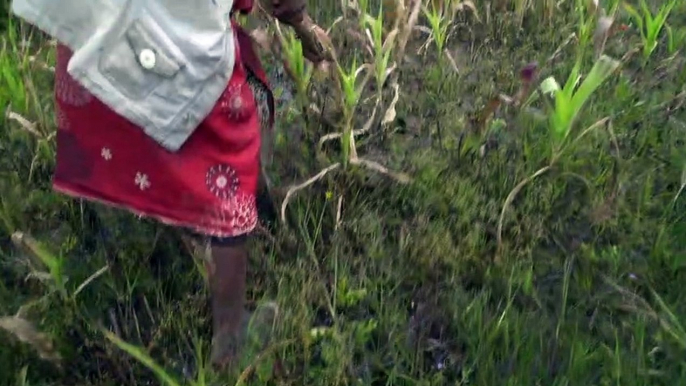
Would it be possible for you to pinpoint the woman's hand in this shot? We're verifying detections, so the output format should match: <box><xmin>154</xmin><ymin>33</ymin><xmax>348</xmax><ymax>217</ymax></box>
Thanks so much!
<box><xmin>258</xmin><ymin>0</ymin><xmax>334</xmax><ymax>63</ymax></box>
<box><xmin>291</xmin><ymin>14</ymin><xmax>334</xmax><ymax>63</ymax></box>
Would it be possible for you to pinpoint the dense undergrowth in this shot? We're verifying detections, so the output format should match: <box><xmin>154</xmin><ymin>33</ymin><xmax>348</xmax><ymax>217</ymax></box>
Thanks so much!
<box><xmin>1</xmin><ymin>0</ymin><xmax>686</xmax><ymax>385</ymax></box>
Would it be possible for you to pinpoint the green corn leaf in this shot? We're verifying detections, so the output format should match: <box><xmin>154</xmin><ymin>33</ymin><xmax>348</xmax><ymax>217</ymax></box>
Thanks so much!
<box><xmin>551</xmin><ymin>90</ymin><xmax>572</xmax><ymax>141</ymax></box>
<box><xmin>623</xmin><ymin>4</ymin><xmax>645</xmax><ymax>39</ymax></box>
<box><xmin>562</xmin><ymin>62</ymin><xmax>582</xmax><ymax>100</ymax></box>
<box><xmin>654</xmin><ymin>0</ymin><xmax>677</xmax><ymax>32</ymax></box>
<box><xmin>639</xmin><ymin>0</ymin><xmax>653</xmax><ymax>26</ymax></box>
<box><xmin>568</xmin><ymin>55</ymin><xmax>620</xmax><ymax>129</ymax></box>
<box><xmin>548</xmin><ymin>56</ymin><xmax>619</xmax><ymax>143</ymax></box>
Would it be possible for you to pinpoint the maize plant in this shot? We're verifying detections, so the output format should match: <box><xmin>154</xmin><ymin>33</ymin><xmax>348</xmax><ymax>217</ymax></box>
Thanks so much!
<box><xmin>496</xmin><ymin>55</ymin><xmax>621</xmax><ymax>260</ymax></box>
<box><xmin>624</xmin><ymin>0</ymin><xmax>678</xmax><ymax>60</ymax></box>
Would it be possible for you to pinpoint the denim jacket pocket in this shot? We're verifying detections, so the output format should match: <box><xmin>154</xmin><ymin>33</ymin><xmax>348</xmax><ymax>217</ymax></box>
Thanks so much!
<box><xmin>98</xmin><ymin>18</ymin><xmax>184</xmax><ymax>101</ymax></box>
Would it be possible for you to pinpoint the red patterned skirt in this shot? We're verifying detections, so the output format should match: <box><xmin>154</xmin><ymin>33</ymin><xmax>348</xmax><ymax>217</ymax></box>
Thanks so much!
<box><xmin>53</xmin><ymin>35</ymin><xmax>272</xmax><ymax>238</ymax></box>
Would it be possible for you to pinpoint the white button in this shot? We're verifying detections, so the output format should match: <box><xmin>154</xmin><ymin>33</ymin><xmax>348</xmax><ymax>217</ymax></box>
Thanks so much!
<box><xmin>139</xmin><ymin>49</ymin><xmax>156</xmax><ymax>69</ymax></box>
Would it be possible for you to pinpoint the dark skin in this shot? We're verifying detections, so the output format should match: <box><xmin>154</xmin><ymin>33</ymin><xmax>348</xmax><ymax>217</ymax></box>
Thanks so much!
<box><xmin>208</xmin><ymin>240</ymin><xmax>248</xmax><ymax>368</ymax></box>
<box><xmin>291</xmin><ymin>14</ymin><xmax>334</xmax><ymax>63</ymax></box>
<box><xmin>257</xmin><ymin>0</ymin><xmax>334</xmax><ymax>62</ymax></box>
<box><xmin>208</xmin><ymin>3</ymin><xmax>331</xmax><ymax>369</ymax></box>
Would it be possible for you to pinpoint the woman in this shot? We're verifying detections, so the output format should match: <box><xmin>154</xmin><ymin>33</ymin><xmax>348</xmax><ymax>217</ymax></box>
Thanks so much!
<box><xmin>15</xmin><ymin>0</ymin><xmax>331</xmax><ymax>368</ymax></box>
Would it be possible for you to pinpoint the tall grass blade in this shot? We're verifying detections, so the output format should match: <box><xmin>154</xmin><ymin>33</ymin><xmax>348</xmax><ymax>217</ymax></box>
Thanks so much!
<box><xmin>104</xmin><ymin>330</ymin><xmax>182</xmax><ymax>386</ymax></box>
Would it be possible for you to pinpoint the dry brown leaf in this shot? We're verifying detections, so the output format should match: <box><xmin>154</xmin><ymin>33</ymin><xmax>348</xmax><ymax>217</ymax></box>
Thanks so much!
<box><xmin>11</xmin><ymin>232</ymin><xmax>48</xmax><ymax>271</ymax></box>
<box><xmin>382</xmin><ymin>29</ymin><xmax>400</xmax><ymax>53</ymax></box>
<box><xmin>396</xmin><ymin>0</ymin><xmax>423</xmax><ymax>62</ymax></box>
<box><xmin>281</xmin><ymin>163</ymin><xmax>342</xmax><ymax>223</ymax></box>
<box><xmin>444</xmin><ymin>49</ymin><xmax>460</xmax><ymax>74</ymax></box>
<box><xmin>0</xmin><ymin>316</ymin><xmax>62</xmax><ymax>366</ymax></box>
<box><xmin>384</xmin><ymin>0</ymin><xmax>407</xmax><ymax>32</ymax></box>
<box><xmin>350</xmin><ymin>158</ymin><xmax>411</xmax><ymax>183</ymax></box>
<box><xmin>587</xmin><ymin>0</ymin><xmax>599</xmax><ymax>15</ymax></box>
<box><xmin>452</xmin><ymin>1</ymin><xmax>481</xmax><ymax>22</ymax></box>
<box><xmin>594</xmin><ymin>16</ymin><xmax>615</xmax><ymax>57</ymax></box>
<box><xmin>382</xmin><ymin>82</ymin><xmax>400</xmax><ymax>127</ymax></box>
<box><xmin>6</xmin><ymin>111</ymin><xmax>41</xmax><ymax>137</ymax></box>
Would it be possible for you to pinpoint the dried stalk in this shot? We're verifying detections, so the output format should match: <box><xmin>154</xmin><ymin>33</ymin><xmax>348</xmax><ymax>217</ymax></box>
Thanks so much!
<box><xmin>280</xmin><ymin>163</ymin><xmax>341</xmax><ymax>223</ymax></box>
<box><xmin>349</xmin><ymin>157</ymin><xmax>411</xmax><ymax>183</ymax></box>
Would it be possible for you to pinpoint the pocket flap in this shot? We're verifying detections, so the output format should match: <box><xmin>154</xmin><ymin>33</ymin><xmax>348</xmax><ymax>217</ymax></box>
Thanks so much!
<box><xmin>125</xmin><ymin>19</ymin><xmax>181</xmax><ymax>78</ymax></box>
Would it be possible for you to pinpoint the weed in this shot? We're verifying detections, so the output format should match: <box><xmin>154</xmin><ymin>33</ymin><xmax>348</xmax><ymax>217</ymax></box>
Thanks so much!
<box><xmin>2</xmin><ymin>0</ymin><xmax>686</xmax><ymax>384</ymax></box>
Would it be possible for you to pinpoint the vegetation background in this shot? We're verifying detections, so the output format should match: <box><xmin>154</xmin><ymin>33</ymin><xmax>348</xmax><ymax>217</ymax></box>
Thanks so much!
<box><xmin>1</xmin><ymin>0</ymin><xmax>685</xmax><ymax>384</ymax></box>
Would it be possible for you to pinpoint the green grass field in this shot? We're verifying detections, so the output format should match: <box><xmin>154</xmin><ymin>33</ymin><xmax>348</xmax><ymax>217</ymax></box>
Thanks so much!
<box><xmin>2</xmin><ymin>0</ymin><xmax>686</xmax><ymax>384</ymax></box>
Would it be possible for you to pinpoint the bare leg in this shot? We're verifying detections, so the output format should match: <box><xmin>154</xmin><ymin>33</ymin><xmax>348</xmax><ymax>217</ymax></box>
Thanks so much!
<box><xmin>207</xmin><ymin>236</ymin><xmax>248</xmax><ymax>368</ymax></box>
<box><xmin>205</xmin><ymin>234</ymin><xmax>279</xmax><ymax>371</ymax></box>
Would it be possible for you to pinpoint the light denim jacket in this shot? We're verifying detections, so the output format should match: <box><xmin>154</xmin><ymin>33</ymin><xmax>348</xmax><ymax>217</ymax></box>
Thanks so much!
<box><xmin>12</xmin><ymin>0</ymin><xmax>236</xmax><ymax>151</ymax></box>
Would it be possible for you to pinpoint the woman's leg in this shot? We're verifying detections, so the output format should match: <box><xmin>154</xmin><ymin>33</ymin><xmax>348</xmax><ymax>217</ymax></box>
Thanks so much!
<box><xmin>207</xmin><ymin>235</ymin><xmax>248</xmax><ymax>367</ymax></box>
<box><xmin>207</xmin><ymin>235</ymin><xmax>279</xmax><ymax>369</ymax></box>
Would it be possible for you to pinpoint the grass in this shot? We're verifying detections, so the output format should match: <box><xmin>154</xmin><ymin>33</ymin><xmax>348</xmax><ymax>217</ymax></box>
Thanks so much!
<box><xmin>1</xmin><ymin>0</ymin><xmax>686</xmax><ymax>384</ymax></box>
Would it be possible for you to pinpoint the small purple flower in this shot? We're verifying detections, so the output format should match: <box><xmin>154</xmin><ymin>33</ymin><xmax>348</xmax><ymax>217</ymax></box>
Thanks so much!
<box><xmin>520</xmin><ymin>62</ymin><xmax>538</xmax><ymax>83</ymax></box>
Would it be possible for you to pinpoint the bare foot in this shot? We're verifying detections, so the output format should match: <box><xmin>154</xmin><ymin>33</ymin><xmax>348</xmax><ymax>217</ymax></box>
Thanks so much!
<box><xmin>245</xmin><ymin>302</ymin><xmax>279</xmax><ymax>351</ymax></box>
<box><xmin>210</xmin><ymin>325</ymin><xmax>241</xmax><ymax>370</ymax></box>
<box><xmin>210</xmin><ymin>302</ymin><xmax>279</xmax><ymax>371</ymax></box>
